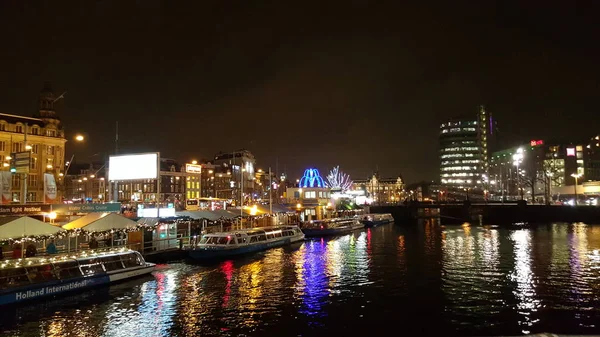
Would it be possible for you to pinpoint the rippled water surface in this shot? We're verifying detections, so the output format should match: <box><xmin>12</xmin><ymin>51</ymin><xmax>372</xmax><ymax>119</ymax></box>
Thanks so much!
<box><xmin>3</xmin><ymin>222</ymin><xmax>600</xmax><ymax>336</ymax></box>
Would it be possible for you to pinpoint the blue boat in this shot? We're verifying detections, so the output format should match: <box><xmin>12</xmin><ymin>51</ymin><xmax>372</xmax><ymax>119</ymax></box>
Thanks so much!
<box><xmin>301</xmin><ymin>218</ymin><xmax>364</xmax><ymax>237</ymax></box>
<box><xmin>186</xmin><ymin>226</ymin><xmax>305</xmax><ymax>261</ymax></box>
<box><xmin>0</xmin><ymin>249</ymin><xmax>155</xmax><ymax>306</ymax></box>
<box><xmin>360</xmin><ymin>213</ymin><xmax>394</xmax><ymax>227</ymax></box>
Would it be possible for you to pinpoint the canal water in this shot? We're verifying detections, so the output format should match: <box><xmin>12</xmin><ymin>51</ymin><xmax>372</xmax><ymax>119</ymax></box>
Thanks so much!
<box><xmin>3</xmin><ymin>222</ymin><xmax>600</xmax><ymax>336</ymax></box>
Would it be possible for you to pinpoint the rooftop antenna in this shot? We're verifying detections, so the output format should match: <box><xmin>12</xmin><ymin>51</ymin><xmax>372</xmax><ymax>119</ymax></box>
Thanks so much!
<box><xmin>53</xmin><ymin>91</ymin><xmax>67</xmax><ymax>103</ymax></box>
<box><xmin>115</xmin><ymin>121</ymin><xmax>119</xmax><ymax>154</ymax></box>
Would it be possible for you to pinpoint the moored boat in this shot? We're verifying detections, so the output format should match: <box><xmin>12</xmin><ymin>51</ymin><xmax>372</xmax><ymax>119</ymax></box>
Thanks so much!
<box><xmin>186</xmin><ymin>225</ymin><xmax>305</xmax><ymax>261</ymax></box>
<box><xmin>301</xmin><ymin>218</ymin><xmax>364</xmax><ymax>237</ymax></box>
<box><xmin>360</xmin><ymin>213</ymin><xmax>394</xmax><ymax>227</ymax></box>
<box><xmin>0</xmin><ymin>248</ymin><xmax>155</xmax><ymax>305</ymax></box>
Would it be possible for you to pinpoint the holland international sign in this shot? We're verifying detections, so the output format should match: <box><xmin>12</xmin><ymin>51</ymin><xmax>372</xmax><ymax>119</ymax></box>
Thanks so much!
<box><xmin>50</xmin><ymin>203</ymin><xmax>121</xmax><ymax>213</ymax></box>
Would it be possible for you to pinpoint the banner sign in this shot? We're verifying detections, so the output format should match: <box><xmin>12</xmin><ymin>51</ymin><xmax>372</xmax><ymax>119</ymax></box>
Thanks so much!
<box><xmin>0</xmin><ymin>171</ymin><xmax>11</xmax><ymax>204</ymax></box>
<box><xmin>0</xmin><ymin>204</ymin><xmax>51</xmax><ymax>215</ymax></box>
<box><xmin>50</xmin><ymin>203</ymin><xmax>121</xmax><ymax>213</ymax></box>
<box><xmin>44</xmin><ymin>173</ymin><xmax>57</xmax><ymax>204</ymax></box>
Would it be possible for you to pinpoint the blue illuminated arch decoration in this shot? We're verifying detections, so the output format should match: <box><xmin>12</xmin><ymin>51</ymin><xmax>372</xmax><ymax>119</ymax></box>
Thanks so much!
<box><xmin>299</xmin><ymin>168</ymin><xmax>327</xmax><ymax>188</ymax></box>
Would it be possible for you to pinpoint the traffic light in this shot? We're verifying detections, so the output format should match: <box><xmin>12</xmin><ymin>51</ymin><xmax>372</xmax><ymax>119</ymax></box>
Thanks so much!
<box><xmin>9</xmin><ymin>153</ymin><xmax>16</xmax><ymax>173</ymax></box>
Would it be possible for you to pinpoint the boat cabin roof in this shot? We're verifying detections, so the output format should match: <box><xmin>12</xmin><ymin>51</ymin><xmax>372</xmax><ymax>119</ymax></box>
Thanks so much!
<box><xmin>0</xmin><ymin>248</ymin><xmax>141</xmax><ymax>269</ymax></box>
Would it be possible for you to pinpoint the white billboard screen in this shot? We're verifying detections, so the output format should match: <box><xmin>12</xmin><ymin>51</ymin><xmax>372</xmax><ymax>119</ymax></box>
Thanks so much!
<box><xmin>109</xmin><ymin>153</ymin><xmax>158</xmax><ymax>181</ymax></box>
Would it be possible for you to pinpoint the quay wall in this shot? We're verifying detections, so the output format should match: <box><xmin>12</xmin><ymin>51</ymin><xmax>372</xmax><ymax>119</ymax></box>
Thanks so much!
<box><xmin>370</xmin><ymin>204</ymin><xmax>600</xmax><ymax>225</ymax></box>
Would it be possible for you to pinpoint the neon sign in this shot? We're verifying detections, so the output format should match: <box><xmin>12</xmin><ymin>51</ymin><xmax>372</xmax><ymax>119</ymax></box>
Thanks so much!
<box><xmin>299</xmin><ymin>168</ymin><xmax>326</xmax><ymax>188</ymax></box>
<box><xmin>530</xmin><ymin>140</ymin><xmax>544</xmax><ymax>146</ymax></box>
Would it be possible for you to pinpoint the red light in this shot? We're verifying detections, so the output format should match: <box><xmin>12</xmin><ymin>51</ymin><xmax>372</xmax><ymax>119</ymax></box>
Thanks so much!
<box><xmin>227</xmin><ymin>235</ymin><xmax>231</xmax><ymax>239</ymax></box>
<box><xmin>320</xmin><ymin>225</ymin><xmax>323</xmax><ymax>229</ymax></box>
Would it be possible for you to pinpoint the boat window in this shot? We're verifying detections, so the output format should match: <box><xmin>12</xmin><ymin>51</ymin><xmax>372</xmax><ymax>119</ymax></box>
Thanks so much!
<box><xmin>249</xmin><ymin>236</ymin><xmax>258</xmax><ymax>243</ymax></box>
<box><xmin>238</xmin><ymin>237</ymin><xmax>247</xmax><ymax>244</ymax></box>
<box><xmin>53</xmin><ymin>261</ymin><xmax>83</xmax><ymax>279</ymax></box>
<box><xmin>199</xmin><ymin>237</ymin><xmax>208</xmax><ymax>244</ymax></box>
<box><xmin>228</xmin><ymin>238</ymin><xmax>236</xmax><ymax>244</ymax></box>
<box><xmin>258</xmin><ymin>235</ymin><xmax>266</xmax><ymax>241</ymax></box>
<box><xmin>266</xmin><ymin>234</ymin><xmax>274</xmax><ymax>240</ymax></box>
<box><xmin>26</xmin><ymin>265</ymin><xmax>57</xmax><ymax>283</ymax></box>
<box><xmin>274</xmin><ymin>232</ymin><xmax>282</xmax><ymax>238</ymax></box>
<box><xmin>217</xmin><ymin>237</ymin><xmax>229</xmax><ymax>245</ymax></box>
<box><xmin>122</xmin><ymin>253</ymin><xmax>144</xmax><ymax>268</ymax></box>
<box><xmin>79</xmin><ymin>258</ymin><xmax>105</xmax><ymax>276</ymax></box>
<box><xmin>100</xmin><ymin>255</ymin><xmax>125</xmax><ymax>272</ymax></box>
<box><xmin>0</xmin><ymin>267</ymin><xmax>30</xmax><ymax>289</ymax></box>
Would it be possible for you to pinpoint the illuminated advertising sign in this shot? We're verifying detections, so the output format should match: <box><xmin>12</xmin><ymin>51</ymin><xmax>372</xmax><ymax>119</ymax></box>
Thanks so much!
<box><xmin>186</xmin><ymin>164</ymin><xmax>202</xmax><ymax>173</ymax></box>
<box><xmin>109</xmin><ymin>153</ymin><xmax>159</xmax><ymax>181</ymax></box>
<box><xmin>530</xmin><ymin>140</ymin><xmax>544</xmax><ymax>146</ymax></box>
<box><xmin>566</xmin><ymin>148</ymin><xmax>576</xmax><ymax>157</ymax></box>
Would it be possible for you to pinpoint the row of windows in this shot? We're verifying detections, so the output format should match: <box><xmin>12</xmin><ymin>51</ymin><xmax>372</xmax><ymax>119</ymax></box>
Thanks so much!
<box><xmin>441</xmin><ymin>160</ymin><xmax>480</xmax><ymax>165</ymax></box>
<box><xmin>293</xmin><ymin>190</ymin><xmax>330</xmax><ymax>199</ymax></box>
<box><xmin>0</xmin><ymin>142</ymin><xmax>59</xmax><ymax>155</ymax></box>
<box><xmin>442</xmin><ymin>147</ymin><xmax>481</xmax><ymax>152</ymax></box>
<box><xmin>441</xmin><ymin>179</ymin><xmax>483</xmax><ymax>185</ymax></box>
<box><xmin>440</xmin><ymin>127</ymin><xmax>477</xmax><ymax>134</ymax></box>
<box><xmin>186</xmin><ymin>191</ymin><xmax>200</xmax><ymax>199</ymax></box>
<box><xmin>0</xmin><ymin>123</ymin><xmax>58</xmax><ymax>137</ymax></box>
<box><xmin>441</xmin><ymin>166</ymin><xmax>478</xmax><ymax>171</ymax></box>
<box><xmin>440</xmin><ymin>121</ymin><xmax>477</xmax><ymax>128</ymax></box>
<box><xmin>441</xmin><ymin>173</ymin><xmax>476</xmax><ymax>177</ymax></box>
<box><xmin>440</xmin><ymin>153</ymin><xmax>476</xmax><ymax>159</ymax></box>
<box><xmin>186</xmin><ymin>181</ymin><xmax>200</xmax><ymax>189</ymax></box>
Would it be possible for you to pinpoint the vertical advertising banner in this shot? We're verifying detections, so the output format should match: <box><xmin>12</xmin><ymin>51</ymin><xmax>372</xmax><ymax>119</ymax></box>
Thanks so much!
<box><xmin>1</xmin><ymin>171</ymin><xmax>11</xmax><ymax>204</ymax></box>
<box><xmin>44</xmin><ymin>173</ymin><xmax>57</xmax><ymax>204</ymax></box>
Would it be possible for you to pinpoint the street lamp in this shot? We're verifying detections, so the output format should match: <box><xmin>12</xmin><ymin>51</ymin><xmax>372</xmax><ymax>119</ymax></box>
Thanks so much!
<box><xmin>512</xmin><ymin>148</ymin><xmax>524</xmax><ymax>200</ymax></box>
<box><xmin>571</xmin><ymin>173</ymin><xmax>582</xmax><ymax>206</ymax></box>
<box><xmin>75</xmin><ymin>134</ymin><xmax>85</xmax><ymax>142</ymax></box>
<box><xmin>191</xmin><ymin>160</ymin><xmax>198</xmax><ymax>165</ymax></box>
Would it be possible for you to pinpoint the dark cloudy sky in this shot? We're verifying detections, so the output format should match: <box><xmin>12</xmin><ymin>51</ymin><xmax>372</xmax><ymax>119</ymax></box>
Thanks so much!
<box><xmin>0</xmin><ymin>1</ymin><xmax>598</xmax><ymax>183</ymax></box>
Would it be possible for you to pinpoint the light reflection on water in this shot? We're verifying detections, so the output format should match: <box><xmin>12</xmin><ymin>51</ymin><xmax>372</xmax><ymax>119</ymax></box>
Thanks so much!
<box><xmin>4</xmin><ymin>223</ymin><xmax>600</xmax><ymax>336</ymax></box>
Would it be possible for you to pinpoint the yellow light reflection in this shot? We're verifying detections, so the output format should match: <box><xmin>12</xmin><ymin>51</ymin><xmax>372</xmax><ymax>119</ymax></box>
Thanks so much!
<box><xmin>510</xmin><ymin>230</ymin><xmax>540</xmax><ymax>334</ymax></box>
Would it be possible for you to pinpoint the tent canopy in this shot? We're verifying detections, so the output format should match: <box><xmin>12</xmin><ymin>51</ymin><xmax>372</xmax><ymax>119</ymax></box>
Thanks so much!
<box><xmin>0</xmin><ymin>216</ymin><xmax>64</xmax><ymax>240</ymax></box>
<box><xmin>63</xmin><ymin>212</ymin><xmax>139</xmax><ymax>231</ymax></box>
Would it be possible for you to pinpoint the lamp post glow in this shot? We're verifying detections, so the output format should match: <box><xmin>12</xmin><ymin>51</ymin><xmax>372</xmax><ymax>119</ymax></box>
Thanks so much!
<box><xmin>571</xmin><ymin>173</ymin><xmax>582</xmax><ymax>206</ymax></box>
<box><xmin>75</xmin><ymin>134</ymin><xmax>84</xmax><ymax>142</ymax></box>
<box><xmin>512</xmin><ymin>148</ymin><xmax>524</xmax><ymax>200</ymax></box>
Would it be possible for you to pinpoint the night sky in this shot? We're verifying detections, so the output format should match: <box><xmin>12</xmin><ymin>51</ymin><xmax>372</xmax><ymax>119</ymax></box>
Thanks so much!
<box><xmin>1</xmin><ymin>1</ymin><xmax>598</xmax><ymax>183</ymax></box>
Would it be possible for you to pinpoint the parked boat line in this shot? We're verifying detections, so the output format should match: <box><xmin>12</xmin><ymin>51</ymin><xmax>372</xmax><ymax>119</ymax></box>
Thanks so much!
<box><xmin>186</xmin><ymin>225</ymin><xmax>305</xmax><ymax>261</ymax></box>
<box><xmin>0</xmin><ymin>248</ymin><xmax>155</xmax><ymax>305</ymax></box>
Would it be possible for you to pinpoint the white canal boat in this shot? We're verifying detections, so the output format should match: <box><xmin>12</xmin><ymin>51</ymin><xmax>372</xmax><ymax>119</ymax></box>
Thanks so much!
<box><xmin>0</xmin><ymin>248</ymin><xmax>155</xmax><ymax>305</ymax></box>
<box><xmin>186</xmin><ymin>225</ymin><xmax>305</xmax><ymax>261</ymax></box>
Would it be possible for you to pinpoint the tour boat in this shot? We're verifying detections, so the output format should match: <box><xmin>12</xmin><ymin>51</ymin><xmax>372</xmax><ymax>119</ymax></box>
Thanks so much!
<box><xmin>0</xmin><ymin>248</ymin><xmax>155</xmax><ymax>305</ymax></box>
<box><xmin>301</xmin><ymin>218</ymin><xmax>364</xmax><ymax>237</ymax></box>
<box><xmin>186</xmin><ymin>225</ymin><xmax>305</xmax><ymax>261</ymax></box>
<box><xmin>360</xmin><ymin>213</ymin><xmax>394</xmax><ymax>227</ymax></box>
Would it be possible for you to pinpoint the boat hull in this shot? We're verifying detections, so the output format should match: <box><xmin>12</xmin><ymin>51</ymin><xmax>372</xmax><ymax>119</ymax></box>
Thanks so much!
<box><xmin>0</xmin><ymin>264</ymin><xmax>155</xmax><ymax>306</ymax></box>
<box><xmin>187</xmin><ymin>236</ymin><xmax>303</xmax><ymax>261</ymax></box>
